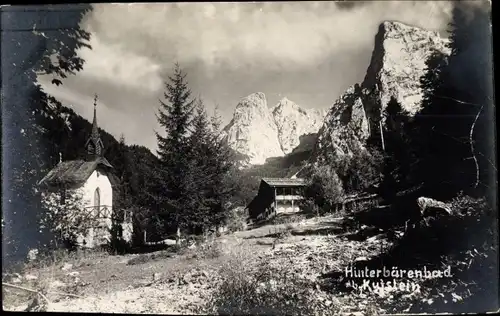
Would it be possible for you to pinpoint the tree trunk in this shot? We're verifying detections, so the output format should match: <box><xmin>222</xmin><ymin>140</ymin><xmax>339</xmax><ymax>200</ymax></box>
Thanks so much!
<box><xmin>176</xmin><ymin>226</ymin><xmax>181</xmax><ymax>246</ymax></box>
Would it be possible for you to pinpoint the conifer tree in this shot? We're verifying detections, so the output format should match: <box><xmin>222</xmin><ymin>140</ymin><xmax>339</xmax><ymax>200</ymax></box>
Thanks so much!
<box><xmin>186</xmin><ymin>100</ymin><xmax>237</xmax><ymax>233</ymax></box>
<box><xmin>155</xmin><ymin>63</ymin><xmax>196</xmax><ymax>236</ymax></box>
<box><xmin>185</xmin><ymin>99</ymin><xmax>213</xmax><ymax>233</ymax></box>
<box><xmin>205</xmin><ymin>106</ymin><xmax>237</xmax><ymax>229</ymax></box>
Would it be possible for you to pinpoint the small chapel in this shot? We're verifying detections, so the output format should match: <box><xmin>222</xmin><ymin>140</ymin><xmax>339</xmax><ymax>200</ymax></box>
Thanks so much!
<box><xmin>38</xmin><ymin>96</ymin><xmax>132</xmax><ymax>248</ymax></box>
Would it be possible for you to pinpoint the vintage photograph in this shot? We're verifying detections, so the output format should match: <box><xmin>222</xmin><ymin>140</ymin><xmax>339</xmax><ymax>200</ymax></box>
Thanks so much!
<box><xmin>2</xmin><ymin>1</ymin><xmax>498</xmax><ymax>314</ymax></box>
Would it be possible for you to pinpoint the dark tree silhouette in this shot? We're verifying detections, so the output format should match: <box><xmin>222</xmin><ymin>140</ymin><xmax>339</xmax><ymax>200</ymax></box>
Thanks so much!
<box><xmin>2</xmin><ymin>4</ymin><xmax>93</xmax><ymax>266</ymax></box>
<box><xmin>411</xmin><ymin>4</ymin><xmax>495</xmax><ymax>201</ymax></box>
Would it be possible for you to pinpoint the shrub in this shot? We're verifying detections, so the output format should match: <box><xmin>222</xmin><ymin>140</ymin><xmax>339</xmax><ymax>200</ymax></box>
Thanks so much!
<box><xmin>300</xmin><ymin>198</ymin><xmax>320</xmax><ymax>216</ymax></box>
<box><xmin>225</xmin><ymin>207</ymin><xmax>248</xmax><ymax>232</ymax></box>
<box><xmin>195</xmin><ymin>241</ymin><xmax>223</xmax><ymax>260</ymax></box>
<box><xmin>203</xmin><ymin>254</ymin><xmax>333</xmax><ymax>316</ymax></box>
<box><xmin>304</xmin><ymin>165</ymin><xmax>344</xmax><ymax>214</ymax></box>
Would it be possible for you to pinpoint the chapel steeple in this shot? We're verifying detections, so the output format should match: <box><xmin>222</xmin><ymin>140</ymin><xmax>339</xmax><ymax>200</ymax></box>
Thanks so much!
<box><xmin>85</xmin><ymin>94</ymin><xmax>104</xmax><ymax>160</ymax></box>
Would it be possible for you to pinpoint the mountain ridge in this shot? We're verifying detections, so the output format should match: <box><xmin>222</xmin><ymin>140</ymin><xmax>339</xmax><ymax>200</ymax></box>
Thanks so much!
<box><xmin>222</xmin><ymin>93</ymin><xmax>325</xmax><ymax>165</ymax></box>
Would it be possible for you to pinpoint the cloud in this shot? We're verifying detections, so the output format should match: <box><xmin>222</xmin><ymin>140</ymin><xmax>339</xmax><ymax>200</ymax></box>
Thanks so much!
<box><xmin>83</xmin><ymin>1</ymin><xmax>455</xmax><ymax>74</ymax></box>
<box><xmin>40</xmin><ymin>1</ymin><xmax>482</xmax><ymax>152</ymax></box>
<box><xmin>77</xmin><ymin>34</ymin><xmax>163</xmax><ymax>93</ymax></box>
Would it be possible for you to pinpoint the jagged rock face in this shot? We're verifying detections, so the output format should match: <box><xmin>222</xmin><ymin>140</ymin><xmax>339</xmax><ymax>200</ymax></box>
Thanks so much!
<box><xmin>272</xmin><ymin>98</ymin><xmax>325</xmax><ymax>154</ymax></box>
<box><xmin>313</xmin><ymin>21</ymin><xmax>450</xmax><ymax>162</ymax></box>
<box><xmin>314</xmin><ymin>85</ymin><xmax>370</xmax><ymax>161</ymax></box>
<box><xmin>223</xmin><ymin>94</ymin><xmax>326</xmax><ymax>166</ymax></box>
<box><xmin>223</xmin><ymin>93</ymin><xmax>284</xmax><ymax>165</ymax></box>
<box><xmin>363</xmin><ymin>21</ymin><xmax>451</xmax><ymax>116</ymax></box>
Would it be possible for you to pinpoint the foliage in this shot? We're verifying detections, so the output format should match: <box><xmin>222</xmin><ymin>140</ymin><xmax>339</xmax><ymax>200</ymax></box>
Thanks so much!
<box><xmin>152</xmin><ymin>65</ymin><xmax>238</xmax><ymax>238</ymax></box>
<box><xmin>40</xmin><ymin>189</ymin><xmax>94</xmax><ymax>248</ymax></box>
<box><xmin>321</xmin><ymin>142</ymin><xmax>384</xmax><ymax>195</ymax></box>
<box><xmin>187</xmin><ymin>100</ymin><xmax>238</xmax><ymax>232</ymax></box>
<box><xmin>225</xmin><ymin>207</ymin><xmax>249</xmax><ymax>233</ymax></box>
<box><xmin>379</xmin><ymin>97</ymin><xmax>414</xmax><ymax>201</ymax></box>
<box><xmin>154</xmin><ymin>63</ymin><xmax>196</xmax><ymax>236</ymax></box>
<box><xmin>230</xmin><ymin>171</ymin><xmax>261</xmax><ymax>207</ymax></box>
<box><xmin>343</xmin><ymin>145</ymin><xmax>384</xmax><ymax>194</ymax></box>
<box><xmin>204</xmin><ymin>255</ymin><xmax>330</xmax><ymax>316</ymax></box>
<box><xmin>2</xmin><ymin>4</ymin><xmax>93</xmax><ymax>265</ymax></box>
<box><xmin>304</xmin><ymin>165</ymin><xmax>344</xmax><ymax>214</ymax></box>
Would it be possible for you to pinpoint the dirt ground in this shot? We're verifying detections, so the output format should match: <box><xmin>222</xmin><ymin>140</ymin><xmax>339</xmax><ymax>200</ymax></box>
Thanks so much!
<box><xmin>2</xmin><ymin>214</ymin><xmax>390</xmax><ymax>314</ymax></box>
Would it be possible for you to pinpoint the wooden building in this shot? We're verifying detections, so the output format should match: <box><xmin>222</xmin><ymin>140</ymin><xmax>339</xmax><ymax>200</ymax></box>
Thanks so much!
<box><xmin>247</xmin><ymin>178</ymin><xmax>306</xmax><ymax>221</ymax></box>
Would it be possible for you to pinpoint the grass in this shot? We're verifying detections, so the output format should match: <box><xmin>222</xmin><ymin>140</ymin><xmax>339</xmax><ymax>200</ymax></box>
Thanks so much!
<box><xmin>2</xmin><ymin>248</ymin><xmax>110</xmax><ymax>311</ymax></box>
<box><xmin>200</xmin><ymin>247</ymin><xmax>337</xmax><ymax>316</ymax></box>
<box><xmin>5</xmin><ymin>198</ymin><xmax>493</xmax><ymax>315</ymax></box>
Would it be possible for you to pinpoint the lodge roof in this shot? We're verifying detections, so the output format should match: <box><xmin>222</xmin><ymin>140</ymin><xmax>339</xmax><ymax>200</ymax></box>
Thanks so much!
<box><xmin>262</xmin><ymin>177</ymin><xmax>307</xmax><ymax>187</ymax></box>
<box><xmin>38</xmin><ymin>157</ymin><xmax>114</xmax><ymax>187</ymax></box>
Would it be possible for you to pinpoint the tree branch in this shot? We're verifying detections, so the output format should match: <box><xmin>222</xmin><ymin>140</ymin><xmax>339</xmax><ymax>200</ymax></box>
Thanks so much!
<box><xmin>434</xmin><ymin>95</ymin><xmax>483</xmax><ymax>107</ymax></box>
<box><xmin>4</xmin><ymin>282</ymin><xmax>85</xmax><ymax>300</ymax></box>
<box><xmin>3</xmin><ymin>282</ymin><xmax>51</xmax><ymax>305</ymax></box>
<box><xmin>470</xmin><ymin>104</ymin><xmax>484</xmax><ymax>188</ymax></box>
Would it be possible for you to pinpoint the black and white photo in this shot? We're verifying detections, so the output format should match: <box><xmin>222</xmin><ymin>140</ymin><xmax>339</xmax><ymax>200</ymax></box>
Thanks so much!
<box><xmin>2</xmin><ymin>1</ymin><xmax>498</xmax><ymax>314</ymax></box>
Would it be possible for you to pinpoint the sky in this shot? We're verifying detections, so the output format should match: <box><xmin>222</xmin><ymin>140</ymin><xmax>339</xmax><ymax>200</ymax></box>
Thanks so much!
<box><xmin>37</xmin><ymin>1</ymin><xmax>486</xmax><ymax>153</ymax></box>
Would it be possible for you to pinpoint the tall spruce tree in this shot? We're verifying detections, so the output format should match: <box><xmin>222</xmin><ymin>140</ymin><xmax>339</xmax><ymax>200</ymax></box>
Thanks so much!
<box><xmin>185</xmin><ymin>99</ymin><xmax>213</xmax><ymax>233</ymax></box>
<box><xmin>205</xmin><ymin>105</ymin><xmax>237</xmax><ymax>230</ymax></box>
<box><xmin>155</xmin><ymin>63</ymin><xmax>196</xmax><ymax>237</ymax></box>
<box><xmin>185</xmin><ymin>100</ymin><xmax>237</xmax><ymax>234</ymax></box>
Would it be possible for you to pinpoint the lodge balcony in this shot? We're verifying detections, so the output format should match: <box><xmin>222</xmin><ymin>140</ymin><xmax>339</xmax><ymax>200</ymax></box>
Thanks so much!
<box><xmin>275</xmin><ymin>195</ymin><xmax>304</xmax><ymax>201</ymax></box>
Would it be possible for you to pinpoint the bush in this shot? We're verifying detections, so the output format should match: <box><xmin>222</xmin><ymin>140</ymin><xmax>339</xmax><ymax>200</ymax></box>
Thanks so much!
<box><xmin>304</xmin><ymin>165</ymin><xmax>344</xmax><ymax>214</ymax></box>
<box><xmin>300</xmin><ymin>199</ymin><xmax>320</xmax><ymax>216</ymax></box>
<box><xmin>203</xmin><ymin>253</ymin><xmax>333</xmax><ymax>316</ymax></box>
<box><xmin>225</xmin><ymin>207</ymin><xmax>248</xmax><ymax>232</ymax></box>
<box><xmin>194</xmin><ymin>241</ymin><xmax>223</xmax><ymax>260</ymax></box>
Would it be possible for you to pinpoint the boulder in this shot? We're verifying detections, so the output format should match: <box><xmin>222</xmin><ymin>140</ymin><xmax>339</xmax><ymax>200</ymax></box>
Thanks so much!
<box><xmin>417</xmin><ymin>197</ymin><xmax>452</xmax><ymax>216</ymax></box>
<box><xmin>27</xmin><ymin>249</ymin><xmax>39</xmax><ymax>262</ymax></box>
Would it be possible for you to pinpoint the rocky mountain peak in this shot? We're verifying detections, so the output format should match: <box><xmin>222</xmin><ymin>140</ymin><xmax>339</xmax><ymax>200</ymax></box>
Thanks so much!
<box><xmin>272</xmin><ymin>98</ymin><xmax>325</xmax><ymax>154</ymax></box>
<box><xmin>223</xmin><ymin>93</ymin><xmax>284</xmax><ymax>166</ymax></box>
<box><xmin>363</xmin><ymin>20</ymin><xmax>450</xmax><ymax>116</ymax></box>
<box><xmin>223</xmin><ymin>94</ymin><xmax>326</xmax><ymax>166</ymax></box>
<box><xmin>313</xmin><ymin>21</ymin><xmax>450</xmax><ymax>163</ymax></box>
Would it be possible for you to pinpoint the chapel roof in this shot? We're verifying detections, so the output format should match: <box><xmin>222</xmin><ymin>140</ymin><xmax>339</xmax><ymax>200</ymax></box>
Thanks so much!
<box><xmin>38</xmin><ymin>156</ymin><xmax>113</xmax><ymax>187</ymax></box>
